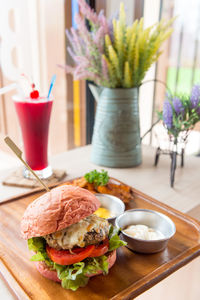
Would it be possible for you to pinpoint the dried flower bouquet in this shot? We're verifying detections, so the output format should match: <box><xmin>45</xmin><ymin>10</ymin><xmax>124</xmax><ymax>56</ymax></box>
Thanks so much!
<box><xmin>64</xmin><ymin>0</ymin><xmax>174</xmax><ymax>88</ymax></box>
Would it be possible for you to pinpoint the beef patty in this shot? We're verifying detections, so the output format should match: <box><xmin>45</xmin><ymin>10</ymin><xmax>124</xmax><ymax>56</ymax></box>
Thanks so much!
<box><xmin>44</xmin><ymin>214</ymin><xmax>109</xmax><ymax>250</ymax></box>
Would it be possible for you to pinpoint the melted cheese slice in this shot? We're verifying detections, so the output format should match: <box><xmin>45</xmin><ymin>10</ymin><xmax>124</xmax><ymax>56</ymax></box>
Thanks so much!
<box><xmin>45</xmin><ymin>214</ymin><xmax>108</xmax><ymax>249</ymax></box>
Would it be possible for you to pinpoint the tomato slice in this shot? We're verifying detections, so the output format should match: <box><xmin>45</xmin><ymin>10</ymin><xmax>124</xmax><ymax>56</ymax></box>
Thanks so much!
<box><xmin>46</xmin><ymin>244</ymin><xmax>95</xmax><ymax>265</ymax></box>
<box><xmin>88</xmin><ymin>238</ymin><xmax>109</xmax><ymax>257</ymax></box>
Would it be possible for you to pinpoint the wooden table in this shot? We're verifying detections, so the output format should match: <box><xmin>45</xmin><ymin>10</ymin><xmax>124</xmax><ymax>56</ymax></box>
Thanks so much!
<box><xmin>0</xmin><ymin>145</ymin><xmax>200</xmax><ymax>299</ymax></box>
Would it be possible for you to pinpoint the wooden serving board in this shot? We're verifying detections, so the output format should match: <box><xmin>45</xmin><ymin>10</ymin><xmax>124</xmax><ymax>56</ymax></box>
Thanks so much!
<box><xmin>0</xmin><ymin>179</ymin><xmax>200</xmax><ymax>300</ymax></box>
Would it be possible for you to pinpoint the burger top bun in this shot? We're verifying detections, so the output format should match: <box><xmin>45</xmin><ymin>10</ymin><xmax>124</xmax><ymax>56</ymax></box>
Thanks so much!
<box><xmin>21</xmin><ymin>185</ymin><xmax>100</xmax><ymax>239</ymax></box>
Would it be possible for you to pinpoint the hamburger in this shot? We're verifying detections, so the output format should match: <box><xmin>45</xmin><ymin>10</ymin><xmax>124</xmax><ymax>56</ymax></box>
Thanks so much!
<box><xmin>21</xmin><ymin>185</ymin><xmax>126</xmax><ymax>291</ymax></box>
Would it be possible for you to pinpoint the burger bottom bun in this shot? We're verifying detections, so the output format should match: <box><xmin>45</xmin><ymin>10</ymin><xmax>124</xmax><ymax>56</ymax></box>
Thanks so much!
<box><xmin>34</xmin><ymin>250</ymin><xmax>116</xmax><ymax>283</ymax></box>
<box><xmin>34</xmin><ymin>260</ymin><xmax>61</xmax><ymax>283</ymax></box>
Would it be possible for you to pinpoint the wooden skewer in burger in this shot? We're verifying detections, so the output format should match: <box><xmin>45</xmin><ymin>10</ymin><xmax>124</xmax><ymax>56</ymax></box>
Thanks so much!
<box><xmin>5</xmin><ymin>137</ymin><xmax>126</xmax><ymax>290</ymax></box>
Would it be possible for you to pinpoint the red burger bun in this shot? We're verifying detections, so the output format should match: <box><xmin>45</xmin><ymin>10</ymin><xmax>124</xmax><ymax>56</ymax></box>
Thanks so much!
<box><xmin>34</xmin><ymin>261</ymin><xmax>61</xmax><ymax>283</ymax></box>
<box><xmin>21</xmin><ymin>185</ymin><xmax>100</xmax><ymax>239</ymax></box>
<box><xmin>34</xmin><ymin>250</ymin><xmax>116</xmax><ymax>282</ymax></box>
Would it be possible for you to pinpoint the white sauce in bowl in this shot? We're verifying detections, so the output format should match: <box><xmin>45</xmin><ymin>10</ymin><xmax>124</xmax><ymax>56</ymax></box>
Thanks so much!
<box><xmin>123</xmin><ymin>224</ymin><xmax>164</xmax><ymax>240</ymax></box>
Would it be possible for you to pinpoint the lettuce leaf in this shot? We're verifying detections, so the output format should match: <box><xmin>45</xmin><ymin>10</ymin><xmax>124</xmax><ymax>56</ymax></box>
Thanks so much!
<box><xmin>53</xmin><ymin>257</ymin><xmax>108</xmax><ymax>291</ymax></box>
<box><xmin>108</xmin><ymin>224</ymin><xmax>127</xmax><ymax>251</ymax></box>
<box><xmin>28</xmin><ymin>237</ymin><xmax>53</xmax><ymax>267</ymax></box>
<box><xmin>54</xmin><ymin>262</ymin><xmax>89</xmax><ymax>291</ymax></box>
<box><xmin>27</xmin><ymin>225</ymin><xmax>126</xmax><ymax>291</ymax></box>
<box><xmin>28</xmin><ymin>236</ymin><xmax>45</xmax><ymax>252</ymax></box>
<box><xmin>84</xmin><ymin>255</ymin><xmax>108</xmax><ymax>275</ymax></box>
<box><xmin>28</xmin><ymin>238</ymin><xmax>109</xmax><ymax>291</ymax></box>
<box><xmin>61</xmin><ymin>273</ymin><xmax>89</xmax><ymax>291</ymax></box>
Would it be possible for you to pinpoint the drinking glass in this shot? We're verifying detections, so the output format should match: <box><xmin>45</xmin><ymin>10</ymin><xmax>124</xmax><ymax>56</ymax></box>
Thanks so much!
<box><xmin>13</xmin><ymin>95</ymin><xmax>53</xmax><ymax>179</ymax></box>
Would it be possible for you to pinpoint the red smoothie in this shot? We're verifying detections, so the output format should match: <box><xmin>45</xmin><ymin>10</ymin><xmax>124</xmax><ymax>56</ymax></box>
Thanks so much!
<box><xmin>14</xmin><ymin>97</ymin><xmax>53</xmax><ymax>171</ymax></box>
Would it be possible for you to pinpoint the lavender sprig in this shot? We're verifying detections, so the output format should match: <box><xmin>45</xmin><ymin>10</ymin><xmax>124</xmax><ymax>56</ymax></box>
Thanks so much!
<box><xmin>78</xmin><ymin>0</ymin><xmax>100</xmax><ymax>27</ymax></box>
<box><xmin>190</xmin><ymin>84</ymin><xmax>200</xmax><ymax>114</ymax></box>
<box><xmin>172</xmin><ymin>97</ymin><xmax>184</xmax><ymax>115</ymax></box>
<box><xmin>159</xmin><ymin>85</ymin><xmax>200</xmax><ymax>138</ymax></box>
<box><xmin>61</xmin><ymin>0</ymin><xmax>113</xmax><ymax>87</ymax></box>
<box><xmin>163</xmin><ymin>100</ymin><xmax>173</xmax><ymax>129</ymax></box>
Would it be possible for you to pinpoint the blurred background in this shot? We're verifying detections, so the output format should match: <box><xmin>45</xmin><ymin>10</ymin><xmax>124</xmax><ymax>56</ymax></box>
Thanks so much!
<box><xmin>1</xmin><ymin>0</ymin><xmax>200</xmax><ymax>164</ymax></box>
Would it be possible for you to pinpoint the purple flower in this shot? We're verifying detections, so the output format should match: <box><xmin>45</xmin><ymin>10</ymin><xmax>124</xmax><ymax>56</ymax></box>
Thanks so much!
<box><xmin>58</xmin><ymin>64</ymin><xmax>75</xmax><ymax>75</ymax></box>
<box><xmin>67</xmin><ymin>47</ymin><xmax>76</xmax><ymax>62</ymax></box>
<box><xmin>78</xmin><ymin>0</ymin><xmax>99</xmax><ymax>25</ymax></box>
<box><xmin>94</xmin><ymin>27</ymin><xmax>104</xmax><ymax>52</ymax></box>
<box><xmin>190</xmin><ymin>85</ymin><xmax>200</xmax><ymax>113</ymax></box>
<box><xmin>63</xmin><ymin>0</ymin><xmax>115</xmax><ymax>86</ymax></box>
<box><xmin>98</xmin><ymin>11</ymin><xmax>110</xmax><ymax>35</ymax></box>
<box><xmin>163</xmin><ymin>100</ymin><xmax>173</xmax><ymax>129</ymax></box>
<box><xmin>172</xmin><ymin>97</ymin><xmax>184</xmax><ymax>115</ymax></box>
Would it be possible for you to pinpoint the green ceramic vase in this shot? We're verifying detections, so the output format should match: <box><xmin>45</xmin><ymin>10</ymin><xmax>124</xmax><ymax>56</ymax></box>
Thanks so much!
<box><xmin>89</xmin><ymin>84</ymin><xmax>142</xmax><ymax>168</ymax></box>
